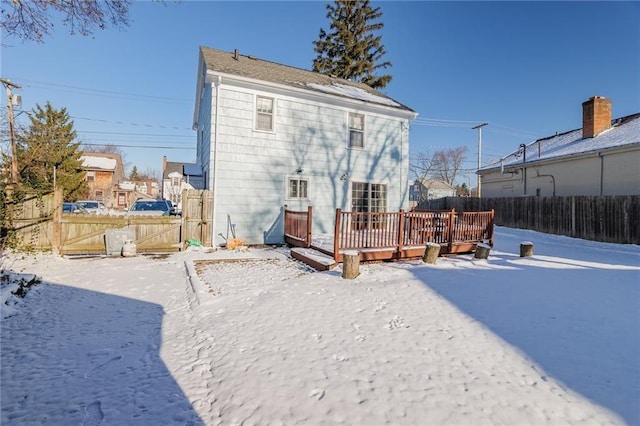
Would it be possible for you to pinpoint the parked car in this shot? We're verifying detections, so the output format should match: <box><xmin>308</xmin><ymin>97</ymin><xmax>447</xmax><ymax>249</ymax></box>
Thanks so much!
<box><xmin>126</xmin><ymin>198</ymin><xmax>172</xmax><ymax>216</ymax></box>
<box><xmin>62</xmin><ymin>202</ymin><xmax>89</xmax><ymax>214</ymax></box>
<box><xmin>76</xmin><ymin>200</ymin><xmax>109</xmax><ymax>215</ymax></box>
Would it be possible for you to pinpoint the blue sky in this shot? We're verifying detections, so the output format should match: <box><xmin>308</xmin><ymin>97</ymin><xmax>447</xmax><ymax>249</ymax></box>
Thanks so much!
<box><xmin>2</xmin><ymin>1</ymin><xmax>639</xmax><ymax>185</ymax></box>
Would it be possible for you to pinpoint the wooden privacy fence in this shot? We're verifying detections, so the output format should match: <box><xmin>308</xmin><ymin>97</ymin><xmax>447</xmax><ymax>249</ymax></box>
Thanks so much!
<box><xmin>3</xmin><ymin>188</ymin><xmax>214</xmax><ymax>255</ymax></box>
<box><xmin>418</xmin><ymin>195</ymin><xmax>640</xmax><ymax>244</ymax></box>
<box><xmin>284</xmin><ymin>207</ymin><xmax>494</xmax><ymax>263</ymax></box>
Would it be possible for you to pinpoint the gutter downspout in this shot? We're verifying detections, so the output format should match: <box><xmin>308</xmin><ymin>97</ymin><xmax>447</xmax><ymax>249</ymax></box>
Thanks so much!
<box><xmin>534</xmin><ymin>169</ymin><xmax>556</xmax><ymax>196</ymax></box>
<box><xmin>212</xmin><ymin>75</ymin><xmax>222</xmax><ymax>246</ymax></box>
<box><xmin>520</xmin><ymin>144</ymin><xmax>527</xmax><ymax>195</ymax></box>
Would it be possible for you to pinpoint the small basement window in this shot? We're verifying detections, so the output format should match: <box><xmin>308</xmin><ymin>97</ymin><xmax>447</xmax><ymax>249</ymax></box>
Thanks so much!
<box><xmin>288</xmin><ymin>177</ymin><xmax>308</xmax><ymax>199</ymax></box>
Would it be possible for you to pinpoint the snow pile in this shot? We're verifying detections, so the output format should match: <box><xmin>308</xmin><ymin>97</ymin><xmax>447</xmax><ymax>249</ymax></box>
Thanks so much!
<box><xmin>1</xmin><ymin>227</ymin><xmax>638</xmax><ymax>425</ymax></box>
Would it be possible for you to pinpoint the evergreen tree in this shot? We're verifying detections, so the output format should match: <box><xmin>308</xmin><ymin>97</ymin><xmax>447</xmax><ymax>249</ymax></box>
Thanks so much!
<box><xmin>129</xmin><ymin>165</ymin><xmax>139</xmax><ymax>181</ymax></box>
<box><xmin>14</xmin><ymin>102</ymin><xmax>87</xmax><ymax>200</ymax></box>
<box><xmin>313</xmin><ymin>0</ymin><xmax>392</xmax><ymax>89</ymax></box>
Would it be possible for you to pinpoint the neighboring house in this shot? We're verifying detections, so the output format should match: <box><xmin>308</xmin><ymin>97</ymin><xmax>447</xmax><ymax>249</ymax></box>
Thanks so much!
<box><xmin>479</xmin><ymin>96</ymin><xmax>640</xmax><ymax>197</ymax></box>
<box><xmin>161</xmin><ymin>156</ymin><xmax>205</xmax><ymax>210</ymax></box>
<box><xmin>409</xmin><ymin>179</ymin><xmax>456</xmax><ymax>208</ymax></box>
<box><xmin>193</xmin><ymin>47</ymin><xmax>417</xmax><ymax>245</ymax></box>
<box><xmin>80</xmin><ymin>152</ymin><xmax>127</xmax><ymax>208</ymax></box>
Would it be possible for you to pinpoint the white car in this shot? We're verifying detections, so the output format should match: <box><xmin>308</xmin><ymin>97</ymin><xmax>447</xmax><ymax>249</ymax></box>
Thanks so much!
<box><xmin>76</xmin><ymin>200</ymin><xmax>110</xmax><ymax>215</ymax></box>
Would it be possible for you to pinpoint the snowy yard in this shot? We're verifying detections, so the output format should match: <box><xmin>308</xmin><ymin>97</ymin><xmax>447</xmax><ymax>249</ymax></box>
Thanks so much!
<box><xmin>1</xmin><ymin>227</ymin><xmax>638</xmax><ymax>425</ymax></box>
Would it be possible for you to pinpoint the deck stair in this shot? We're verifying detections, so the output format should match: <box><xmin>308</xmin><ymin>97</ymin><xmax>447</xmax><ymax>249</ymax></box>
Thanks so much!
<box><xmin>291</xmin><ymin>247</ymin><xmax>338</xmax><ymax>271</ymax></box>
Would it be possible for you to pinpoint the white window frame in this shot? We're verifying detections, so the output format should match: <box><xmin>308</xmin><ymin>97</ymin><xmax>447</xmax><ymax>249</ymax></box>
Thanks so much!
<box><xmin>86</xmin><ymin>171</ymin><xmax>95</xmax><ymax>182</ymax></box>
<box><xmin>255</xmin><ymin>95</ymin><xmax>275</xmax><ymax>132</ymax></box>
<box><xmin>348</xmin><ymin>112</ymin><xmax>365</xmax><ymax>149</ymax></box>
<box><xmin>286</xmin><ymin>176</ymin><xmax>309</xmax><ymax>200</ymax></box>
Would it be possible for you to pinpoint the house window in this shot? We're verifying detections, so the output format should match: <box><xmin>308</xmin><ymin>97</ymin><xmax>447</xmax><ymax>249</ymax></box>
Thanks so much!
<box><xmin>172</xmin><ymin>176</ymin><xmax>180</xmax><ymax>186</ymax></box>
<box><xmin>351</xmin><ymin>182</ymin><xmax>387</xmax><ymax>213</ymax></box>
<box><xmin>288</xmin><ymin>178</ymin><xmax>308</xmax><ymax>199</ymax></box>
<box><xmin>256</xmin><ymin>96</ymin><xmax>274</xmax><ymax>131</ymax></box>
<box><xmin>117</xmin><ymin>193</ymin><xmax>126</xmax><ymax>207</ymax></box>
<box><xmin>86</xmin><ymin>171</ymin><xmax>95</xmax><ymax>182</ymax></box>
<box><xmin>349</xmin><ymin>112</ymin><xmax>364</xmax><ymax>148</ymax></box>
<box><xmin>351</xmin><ymin>182</ymin><xmax>387</xmax><ymax>230</ymax></box>
<box><xmin>95</xmin><ymin>190</ymin><xmax>103</xmax><ymax>201</ymax></box>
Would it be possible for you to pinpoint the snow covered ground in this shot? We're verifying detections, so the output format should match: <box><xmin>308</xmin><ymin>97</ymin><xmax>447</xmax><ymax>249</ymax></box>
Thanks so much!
<box><xmin>1</xmin><ymin>226</ymin><xmax>638</xmax><ymax>425</ymax></box>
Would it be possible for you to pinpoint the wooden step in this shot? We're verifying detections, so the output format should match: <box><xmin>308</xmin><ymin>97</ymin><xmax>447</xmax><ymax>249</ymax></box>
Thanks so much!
<box><xmin>291</xmin><ymin>247</ymin><xmax>337</xmax><ymax>271</ymax></box>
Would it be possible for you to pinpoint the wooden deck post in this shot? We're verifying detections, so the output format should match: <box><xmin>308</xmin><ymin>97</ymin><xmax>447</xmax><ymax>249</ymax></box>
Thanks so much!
<box><xmin>342</xmin><ymin>250</ymin><xmax>360</xmax><ymax>279</ymax></box>
<box><xmin>397</xmin><ymin>209</ymin><xmax>405</xmax><ymax>254</ymax></box>
<box><xmin>333</xmin><ymin>208</ymin><xmax>341</xmax><ymax>263</ymax></box>
<box><xmin>447</xmin><ymin>208</ymin><xmax>455</xmax><ymax>253</ymax></box>
<box><xmin>489</xmin><ymin>209</ymin><xmax>495</xmax><ymax>247</ymax></box>
<box><xmin>422</xmin><ymin>242</ymin><xmax>440</xmax><ymax>264</ymax></box>
<box><xmin>474</xmin><ymin>242</ymin><xmax>491</xmax><ymax>259</ymax></box>
<box><xmin>520</xmin><ymin>241</ymin><xmax>534</xmax><ymax>257</ymax></box>
<box><xmin>306</xmin><ymin>205</ymin><xmax>313</xmax><ymax>248</ymax></box>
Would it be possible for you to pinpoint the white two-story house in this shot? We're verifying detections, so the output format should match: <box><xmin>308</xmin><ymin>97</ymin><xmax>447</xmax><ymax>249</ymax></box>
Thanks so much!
<box><xmin>193</xmin><ymin>46</ymin><xmax>417</xmax><ymax>246</ymax></box>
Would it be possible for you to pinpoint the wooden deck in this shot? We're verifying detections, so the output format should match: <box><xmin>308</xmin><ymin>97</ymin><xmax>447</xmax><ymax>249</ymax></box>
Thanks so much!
<box><xmin>284</xmin><ymin>207</ymin><xmax>494</xmax><ymax>269</ymax></box>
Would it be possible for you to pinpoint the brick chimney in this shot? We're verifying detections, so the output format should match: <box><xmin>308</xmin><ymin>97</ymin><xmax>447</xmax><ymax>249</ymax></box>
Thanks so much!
<box><xmin>162</xmin><ymin>155</ymin><xmax>167</xmax><ymax>173</ymax></box>
<box><xmin>582</xmin><ymin>96</ymin><xmax>611</xmax><ymax>138</ymax></box>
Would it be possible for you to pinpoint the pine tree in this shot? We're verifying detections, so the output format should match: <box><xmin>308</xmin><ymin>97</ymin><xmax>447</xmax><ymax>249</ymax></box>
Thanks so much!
<box><xmin>129</xmin><ymin>165</ymin><xmax>139</xmax><ymax>181</ymax></box>
<box><xmin>14</xmin><ymin>102</ymin><xmax>87</xmax><ymax>200</ymax></box>
<box><xmin>313</xmin><ymin>0</ymin><xmax>392</xmax><ymax>89</ymax></box>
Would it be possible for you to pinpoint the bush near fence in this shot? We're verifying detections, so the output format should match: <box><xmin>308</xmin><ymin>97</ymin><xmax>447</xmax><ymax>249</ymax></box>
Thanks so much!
<box><xmin>417</xmin><ymin>196</ymin><xmax>640</xmax><ymax>245</ymax></box>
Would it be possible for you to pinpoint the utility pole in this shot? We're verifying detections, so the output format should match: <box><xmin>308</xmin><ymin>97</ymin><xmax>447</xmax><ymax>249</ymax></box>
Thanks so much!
<box><xmin>1</xmin><ymin>78</ymin><xmax>22</xmax><ymax>184</ymax></box>
<box><xmin>472</xmin><ymin>122</ymin><xmax>488</xmax><ymax>198</ymax></box>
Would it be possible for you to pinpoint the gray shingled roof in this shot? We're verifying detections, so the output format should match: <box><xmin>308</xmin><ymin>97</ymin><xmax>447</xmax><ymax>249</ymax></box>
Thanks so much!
<box><xmin>200</xmin><ymin>46</ymin><xmax>414</xmax><ymax>112</ymax></box>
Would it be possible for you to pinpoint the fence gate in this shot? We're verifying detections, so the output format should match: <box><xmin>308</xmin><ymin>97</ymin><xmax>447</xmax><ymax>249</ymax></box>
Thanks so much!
<box><xmin>182</xmin><ymin>189</ymin><xmax>213</xmax><ymax>247</ymax></box>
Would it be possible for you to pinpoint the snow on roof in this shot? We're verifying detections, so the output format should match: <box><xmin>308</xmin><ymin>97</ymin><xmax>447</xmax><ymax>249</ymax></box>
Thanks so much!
<box><xmin>81</xmin><ymin>155</ymin><xmax>117</xmax><ymax>170</ymax></box>
<box><xmin>306</xmin><ymin>83</ymin><xmax>401</xmax><ymax>107</ymax></box>
<box><xmin>482</xmin><ymin>113</ymin><xmax>640</xmax><ymax>171</ymax></box>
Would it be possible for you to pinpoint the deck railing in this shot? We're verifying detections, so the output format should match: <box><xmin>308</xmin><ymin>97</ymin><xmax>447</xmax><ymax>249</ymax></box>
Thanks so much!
<box><xmin>285</xmin><ymin>206</ymin><xmax>494</xmax><ymax>262</ymax></box>
<box><xmin>333</xmin><ymin>208</ymin><xmax>494</xmax><ymax>261</ymax></box>
<box><xmin>283</xmin><ymin>205</ymin><xmax>312</xmax><ymax>247</ymax></box>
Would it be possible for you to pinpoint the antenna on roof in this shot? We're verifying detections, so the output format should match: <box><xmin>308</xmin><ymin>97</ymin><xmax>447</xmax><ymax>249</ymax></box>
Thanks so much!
<box><xmin>233</xmin><ymin>49</ymin><xmax>239</xmax><ymax>60</ymax></box>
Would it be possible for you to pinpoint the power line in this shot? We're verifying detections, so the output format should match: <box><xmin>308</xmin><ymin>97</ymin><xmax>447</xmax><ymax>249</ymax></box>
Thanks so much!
<box><xmin>77</xmin><ymin>130</ymin><xmax>193</xmax><ymax>138</ymax></box>
<box><xmin>81</xmin><ymin>142</ymin><xmax>195</xmax><ymax>150</ymax></box>
<box><xmin>10</xmin><ymin>77</ymin><xmax>191</xmax><ymax>103</ymax></box>
<box><xmin>70</xmin><ymin>115</ymin><xmax>193</xmax><ymax>131</ymax></box>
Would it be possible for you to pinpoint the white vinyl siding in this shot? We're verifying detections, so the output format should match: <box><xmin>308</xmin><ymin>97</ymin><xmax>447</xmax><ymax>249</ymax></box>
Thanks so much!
<box><xmin>205</xmin><ymin>85</ymin><xmax>410</xmax><ymax>245</ymax></box>
<box><xmin>256</xmin><ymin>95</ymin><xmax>274</xmax><ymax>131</ymax></box>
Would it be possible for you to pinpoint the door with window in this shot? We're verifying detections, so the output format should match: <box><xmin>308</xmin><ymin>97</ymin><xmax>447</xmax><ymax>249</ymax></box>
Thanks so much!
<box><xmin>351</xmin><ymin>182</ymin><xmax>387</xmax><ymax>229</ymax></box>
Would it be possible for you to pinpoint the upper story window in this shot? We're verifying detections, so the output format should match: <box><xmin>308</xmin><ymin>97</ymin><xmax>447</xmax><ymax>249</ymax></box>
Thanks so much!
<box><xmin>172</xmin><ymin>176</ymin><xmax>181</xmax><ymax>186</ymax></box>
<box><xmin>86</xmin><ymin>171</ymin><xmax>95</xmax><ymax>182</ymax></box>
<box><xmin>349</xmin><ymin>112</ymin><xmax>364</xmax><ymax>148</ymax></box>
<box><xmin>256</xmin><ymin>96</ymin><xmax>274</xmax><ymax>131</ymax></box>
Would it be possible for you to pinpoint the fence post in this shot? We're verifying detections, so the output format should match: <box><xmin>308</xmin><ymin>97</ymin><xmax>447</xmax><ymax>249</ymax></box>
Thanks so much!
<box><xmin>306</xmin><ymin>205</ymin><xmax>313</xmax><ymax>248</ymax></box>
<box><xmin>333</xmin><ymin>209</ymin><xmax>341</xmax><ymax>263</ymax></box>
<box><xmin>397</xmin><ymin>209</ymin><xmax>405</xmax><ymax>254</ymax></box>
<box><xmin>489</xmin><ymin>209</ymin><xmax>495</xmax><ymax>247</ymax></box>
<box><xmin>447</xmin><ymin>208</ymin><xmax>455</xmax><ymax>253</ymax></box>
<box><xmin>51</xmin><ymin>187</ymin><xmax>63</xmax><ymax>254</ymax></box>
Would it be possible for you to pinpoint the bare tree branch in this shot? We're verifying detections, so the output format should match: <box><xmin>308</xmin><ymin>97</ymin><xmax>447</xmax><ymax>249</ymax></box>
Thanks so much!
<box><xmin>1</xmin><ymin>0</ymin><xmax>134</xmax><ymax>42</ymax></box>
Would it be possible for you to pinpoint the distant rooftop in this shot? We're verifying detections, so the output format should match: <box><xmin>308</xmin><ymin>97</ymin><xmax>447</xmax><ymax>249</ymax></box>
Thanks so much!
<box><xmin>482</xmin><ymin>113</ymin><xmax>640</xmax><ymax>171</ymax></box>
